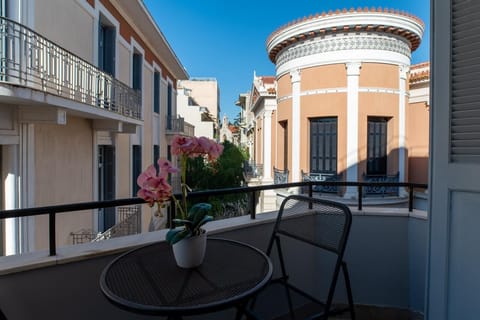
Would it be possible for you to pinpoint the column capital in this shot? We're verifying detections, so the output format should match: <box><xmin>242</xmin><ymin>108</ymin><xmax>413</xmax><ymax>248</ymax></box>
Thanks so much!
<box><xmin>346</xmin><ymin>62</ymin><xmax>362</xmax><ymax>76</ymax></box>
<box><xmin>399</xmin><ymin>65</ymin><xmax>410</xmax><ymax>80</ymax></box>
<box><xmin>290</xmin><ymin>69</ymin><xmax>301</xmax><ymax>83</ymax></box>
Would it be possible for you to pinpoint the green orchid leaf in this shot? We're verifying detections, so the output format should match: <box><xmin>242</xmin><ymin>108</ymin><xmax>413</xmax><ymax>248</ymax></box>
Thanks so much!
<box><xmin>172</xmin><ymin>219</ymin><xmax>192</xmax><ymax>227</ymax></box>
<box><xmin>197</xmin><ymin>215</ymin><xmax>213</xmax><ymax>228</ymax></box>
<box><xmin>188</xmin><ymin>203</ymin><xmax>213</xmax><ymax>227</ymax></box>
<box><xmin>166</xmin><ymin>228</ymin><xmax>191</xmax><ymax>245</ymax></box>
<box><xmin>165</xmin><ymin>228</ymin><xmax>181</xmax><ymax>244</ymax></box>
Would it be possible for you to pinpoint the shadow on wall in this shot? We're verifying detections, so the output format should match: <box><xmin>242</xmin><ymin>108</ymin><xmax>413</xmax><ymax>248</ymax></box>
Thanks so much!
<box><xmin>298</xmin><ymin>147</ymin><xmax>429</xmax><ymax>196</ymax></box>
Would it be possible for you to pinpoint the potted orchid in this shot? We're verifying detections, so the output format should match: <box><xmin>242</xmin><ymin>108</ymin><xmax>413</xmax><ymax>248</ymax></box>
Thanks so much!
<box><xmin>137</xmin><ymin>135</ymin><xmax>223</xmax><ymax>268</ymax></box>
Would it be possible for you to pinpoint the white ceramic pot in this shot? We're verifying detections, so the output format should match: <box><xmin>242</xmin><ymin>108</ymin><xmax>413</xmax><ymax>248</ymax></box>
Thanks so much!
<box><xmin>171</xmin><ymin>230</ymin><xmax>207</xmax><ymax>268</ymax></box>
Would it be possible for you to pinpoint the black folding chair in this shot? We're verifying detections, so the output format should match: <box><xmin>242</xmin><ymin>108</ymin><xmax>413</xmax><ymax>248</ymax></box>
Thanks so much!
<box><xmin>253</xmin><ymin>194</ymin><xmax>355</xmax><ymax>320</ymax></box>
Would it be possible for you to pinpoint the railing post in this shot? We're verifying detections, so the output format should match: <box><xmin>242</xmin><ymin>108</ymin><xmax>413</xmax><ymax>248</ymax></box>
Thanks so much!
<box><xmin>409</xmin><ymin>186</ymin><xmax>414</xmax><ymax>212</ymax></box>
<box><xmin>308</xmin><ymin>183</ymin><xmax>313</xmax><ymax>198</ymax></box>
<box><xmin>49</xmin><ymin>212</ymin><xmax>56</xmax><ymax>256</ymax></box>
<box><xmin>168</xmin><ymin>200</ymin><xmax>175</xmax><ymax>228</ymax></box>
<box><xmin>250</xmin><ymin>191</ymin><xmax>256</xmax><ymax>219</ymax></box>
<box><xmin>358</xmin><ymin>185</ymin><xmax>363</xmax><ymax>211</ymax></box>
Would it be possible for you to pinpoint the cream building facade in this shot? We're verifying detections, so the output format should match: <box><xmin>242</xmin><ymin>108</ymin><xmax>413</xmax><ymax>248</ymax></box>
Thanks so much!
<box><xmin>176</xmin><ymin>78</ymin><xmax>220</xmax><ymax>140</ymax></box>
<box><xmin>0</xmin><ymin>0</ymin><xmax>188</xmax><ymax>255</ymax></box>
<box><xmin>257</xmin><ymin>8</ymin><xmax>427</xmax><ymax>197</ymax></box>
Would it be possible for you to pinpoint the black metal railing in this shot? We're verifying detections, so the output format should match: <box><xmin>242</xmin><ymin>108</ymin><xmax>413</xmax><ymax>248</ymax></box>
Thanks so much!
<box><xmin>0</xmin><ymin>16</ymin><xmax>141</xmax><ymax>119</ymax></box>
<box><xmin>244</xmin><ymin>161</ymin><xmax>263</xmax><ymax>179</ymax></box>
<box><xmin>362</xmin><ymin>172</ymin><xmax>400</xmax><ymax>196</ymax></box>
<box><xmin>301</xmin><ymin>170</ymin><xmax>342</xmax><ymax>194</ymax></box>
<box><xmin>0</xmin><ymin>181</ymin><xmax>427</xmax><ymax>257</ymax></box>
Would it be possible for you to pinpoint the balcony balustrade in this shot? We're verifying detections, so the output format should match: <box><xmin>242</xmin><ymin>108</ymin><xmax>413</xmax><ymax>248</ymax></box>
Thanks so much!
<box><xmin>244</xmin><ymin>161</ymin><xmax>263</xmax><ymax>179</ymax></box>
<box><xmin>0</xmin><ymin>17</ymin><xmax>141</xmax><ymax>120</ymax></box>
<box><xmin>273</xmin><ymin>166</ymin><xmax>289</xmax><ymax>184</ymax></box>
<box><xmin>165</xmin><ymin>115</ymin><xmax>194</xmax><ymax>136</ymax></box>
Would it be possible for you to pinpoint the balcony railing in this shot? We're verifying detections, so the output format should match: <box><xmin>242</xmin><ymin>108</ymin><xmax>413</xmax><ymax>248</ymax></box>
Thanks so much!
<box><xmin>184</xmin><ymin>121</ymin><xmax>195</xmax><ymax>136</ymax></box>
<box><xmin>273</xmin><ymin>166</ymin><xmax>289</xmax><ymax>184</ymax></box>
<box><xmin>70</xmin><ymin>205</ymin><xmax>141</xmax><ymax>244</ymax></box>
<box><xmin>165</xmin><ymin>115</ymin><xmax>194</xmax><ymax>136</ymax></box>
<box><xmin>0</xmin><ymin>17</ymin><xmax>141</xmax><ymax>120</ymax></box>
<box><xmin>0</xmin><ymin>181</ymin><xmax>427</xmax><ymax>258</ymax></box>
<box><xmin>166</xmin><ymin>115</ymin><xmax>184</xmax><ymax>133</ymax></box>
<box><xmin>243</xmin><ymin>161</ymin><xmax>263</xmax><ymax>179</ymax></box>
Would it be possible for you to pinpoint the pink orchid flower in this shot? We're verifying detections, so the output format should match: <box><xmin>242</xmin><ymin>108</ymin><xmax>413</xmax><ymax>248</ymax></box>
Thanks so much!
<box><xmin>172</xmin><ymin>135</ymin><xmax>199</xmax><ymax>156</ymax></box>
<box><xmin>137</xmin><ymin>161</ymin><xmax>176</xmax><ymax>207</ymax></box>
<box><xmin>157</xmin><ymin>158</ymin><xmax>179</xmax><ymax>176</ymax></box>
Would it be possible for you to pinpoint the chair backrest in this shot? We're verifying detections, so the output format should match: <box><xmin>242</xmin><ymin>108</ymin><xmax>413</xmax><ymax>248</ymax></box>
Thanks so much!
<box><xmin>267</xmin><ymin>194</ymin><xmax>352</xmax><ymax>257</ymax></box>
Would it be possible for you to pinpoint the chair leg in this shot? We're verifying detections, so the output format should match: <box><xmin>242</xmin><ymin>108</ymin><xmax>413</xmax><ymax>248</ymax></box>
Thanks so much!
<box><xmin>341</xmin><ymin>261</ymin><xmax>355</xmax><ymax>320</ymax></box>
<box><xmin>276</xmin><ymin>238</ymin><xmax>296</xmax><ymax>319</ymax></box>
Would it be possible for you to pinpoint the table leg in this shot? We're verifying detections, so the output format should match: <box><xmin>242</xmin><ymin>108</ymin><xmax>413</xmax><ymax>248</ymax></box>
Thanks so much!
<box><xmin>236</xmin><ymin>301</ymin><xmax>263</xmax><ymax>320</ymax></box>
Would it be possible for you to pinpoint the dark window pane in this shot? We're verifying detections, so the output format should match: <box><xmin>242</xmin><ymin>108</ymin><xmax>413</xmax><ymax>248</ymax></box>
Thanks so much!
<box><xmin>132</xmin><ymin>145</ymin><xmax>142</xmax><ymax>196</ymax></box>
<box><xmin>154</xmin><ymin>72</ymin><xmax>160</xmax><ymax>114</ymax></box>
<box><xmin>310</xmin><ymin>117</ymin><xmax>337</xmax><ymax>174</ymax></box>
<box><xmin>132</xmin><ymin>53</ymin><xmax>142</xmax><ymax>91</ymax></box>
<box><xmin>367</xmin><ymin>118</ymin><xmax>388</xmax><ymax>175</ymax></box>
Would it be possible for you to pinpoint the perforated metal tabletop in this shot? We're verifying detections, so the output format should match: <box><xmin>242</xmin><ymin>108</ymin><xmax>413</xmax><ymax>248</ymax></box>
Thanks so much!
<box><xmin>100</xmin><ymin>237</ymin><xmax>272</xmax><ymax>318</ymax></box>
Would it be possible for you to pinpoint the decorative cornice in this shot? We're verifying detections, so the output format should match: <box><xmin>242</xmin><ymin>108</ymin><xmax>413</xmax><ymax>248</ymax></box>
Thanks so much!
<box><xmin>267</xmin><ymin>8</ymin><xmax>424</xmax><ymax>64</ymax></box>
<box><xmin>278</xmin><ymin>86</ymin><xmax>405</xmax><ymax>102</ymax></box>
<box><xmin>276</xmin><ymin>34</ymin><xmax>411</xmax><ymax>68</ymax></box>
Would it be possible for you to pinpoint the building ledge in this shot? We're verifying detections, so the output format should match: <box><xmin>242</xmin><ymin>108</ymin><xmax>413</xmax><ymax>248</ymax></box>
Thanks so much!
<box><xmin>0</xmin><ymin>207</ymin><xmax>427</xmax><ymax>275</ymax></box>
<box><xmin>0</xmin><ymin>83</ymin><xmax>142</xmax><ymax>126</ymax></box>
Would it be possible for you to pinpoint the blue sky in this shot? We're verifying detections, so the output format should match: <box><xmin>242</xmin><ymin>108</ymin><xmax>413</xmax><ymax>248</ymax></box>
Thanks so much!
<box><xmin>143</xmin><ymin>0</ymin><xmax>430</xmax><ymax>123</ymax></box>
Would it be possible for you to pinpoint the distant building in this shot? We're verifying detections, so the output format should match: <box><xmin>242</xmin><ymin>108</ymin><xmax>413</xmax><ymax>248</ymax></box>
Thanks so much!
<box><xmin>0</xmin><ymin>0</ymin><xmax>188</xmax><ymax>254</ymax></box>
<box><xmin>407</xmin><ymin>62</ymin><xmax>430</xmax><ymax>185</ymax></box>
<box><xmin>218</xmin><ymin>115</ymin><xmax>240</xmax><ymax>145</ymax></box>
<box><xmin>176</xmin><ymin>79</ymin><xmax>220</xmax><ymax>140</ymax></box>
<box><xmin>235</xmin><ymin>92</ymin><xmax>254</xmax><ymax>157</ymax></box>
<box><xmin>248</xmin><ymin>8</ymin><xmax>428</xmax><ymax>197</ymax></box>
<box><xmin>248</xmin><ymin>74</ymin><xmax>277</xmax><ymax>183</ymax></box>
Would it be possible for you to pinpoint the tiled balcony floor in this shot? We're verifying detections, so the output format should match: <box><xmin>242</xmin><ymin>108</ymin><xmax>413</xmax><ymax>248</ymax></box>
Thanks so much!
<box><xmin>274</xmin><ymin>304</ymin><xmax>424</xmax><ymax>320</ymax></box>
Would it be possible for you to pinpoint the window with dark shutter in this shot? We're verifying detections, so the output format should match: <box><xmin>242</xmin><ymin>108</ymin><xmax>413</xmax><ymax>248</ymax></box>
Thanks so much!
<box><xmin>154</xmin><ymin>72</ymin><xmax>160</xmax><ymax>114</ymax></box>
<box><xmin>98</xmin><ymin>16</ymin><xmax>116</xmax><ymax>76</ymax></box>
<box><xmin>450</xmin><ymin>0</ymin><xmax>480</xmax><ymax>162</ymax></box>
<box><xmin>310</xmin><ymin>117</ymin><xmax>337</xmax><ymax>173</ymax></box>
<box><xmin>367</xmin><ymin>117</ymin><xmax>388</xmax><ymax>175</ymax></box>
<box><xmin>132</xmin><ymin>145</ymin><xmax>142</xmax><ymax>197</ymax></box>
<box><xmin>153</xmin><ymin>145</ymin><xmax>160</xmax><ymax>171</ymax></box>
<box><xmin>132</xmin><ymin>52</ymin><xmax>142</xmax><ymax>91</ymax></box>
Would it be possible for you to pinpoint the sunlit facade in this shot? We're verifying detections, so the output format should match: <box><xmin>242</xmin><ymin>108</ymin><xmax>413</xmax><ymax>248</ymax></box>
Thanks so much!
<box><xmin>0</xmin><ymin>0</ymin><xmax>188</xmax><ymax>255</ymax></box>
<box><xmin>260</xmin><ymin>8</ymin><xmax>427</xmax><ymax>196</ymax></box>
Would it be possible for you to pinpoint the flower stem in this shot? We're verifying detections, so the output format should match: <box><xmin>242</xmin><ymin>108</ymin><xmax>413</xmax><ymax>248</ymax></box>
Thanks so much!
<box><xmin>180</xmin><ymin>155</ymin><xmax>188</xmax><ymax>220</ymax></box>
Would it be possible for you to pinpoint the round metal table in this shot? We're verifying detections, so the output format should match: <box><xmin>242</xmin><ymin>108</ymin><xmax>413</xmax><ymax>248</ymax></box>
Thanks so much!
<box><xmin>100</xmin><ymin>237</ymin><xmax>272</xmax><ymax>319</ymax></box>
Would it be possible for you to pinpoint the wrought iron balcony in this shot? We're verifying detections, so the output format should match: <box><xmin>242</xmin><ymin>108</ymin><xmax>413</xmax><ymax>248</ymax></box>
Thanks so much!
<box><xmin>273</xmin><ymin>166</ymin><xmax>289</xmax><ymax>184</ymax></box>
<box><xmin>0</xmin><ymin>17</ymin><xmax>141</xmax><ymax>120</ymax></box>
<box><xmin>244</xmin><ymin>161</ymin><xmax>263</xmax><ymax>179</ymax></box>
<box><xmin>165</xmin><ymin>115</ymin><xmax>194</xmax><ymax>136</ymax></box>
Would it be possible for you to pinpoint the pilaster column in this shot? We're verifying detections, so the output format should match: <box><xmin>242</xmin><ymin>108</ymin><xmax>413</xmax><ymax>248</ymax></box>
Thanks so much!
<box><xmin>19</xmin><ymin>123</ymin><xmax>36</xmax><ymax>252</ymax></box>
<box><xmin>262</xmin><ymin>109</ymin><xmax>273</xmax><ymax>181</ymax></box>
<box><xmin>344</xmin><ymin>62</ymin><xmax>361</xmax><ymax>199</ymax></box>
<box><xmin>3</xmin><ymin>145</ymin><xmax>20</xmax><ymax>255</ymax></box>
<box><xmin>399</xmin><ymin>65</ymin><xmax>409</xmax><ymax>195</ymax></box>
<box><xmin>290</xmin><ymin>69</ymin><xmax>301</xmax><ymax>182</ymax></box>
